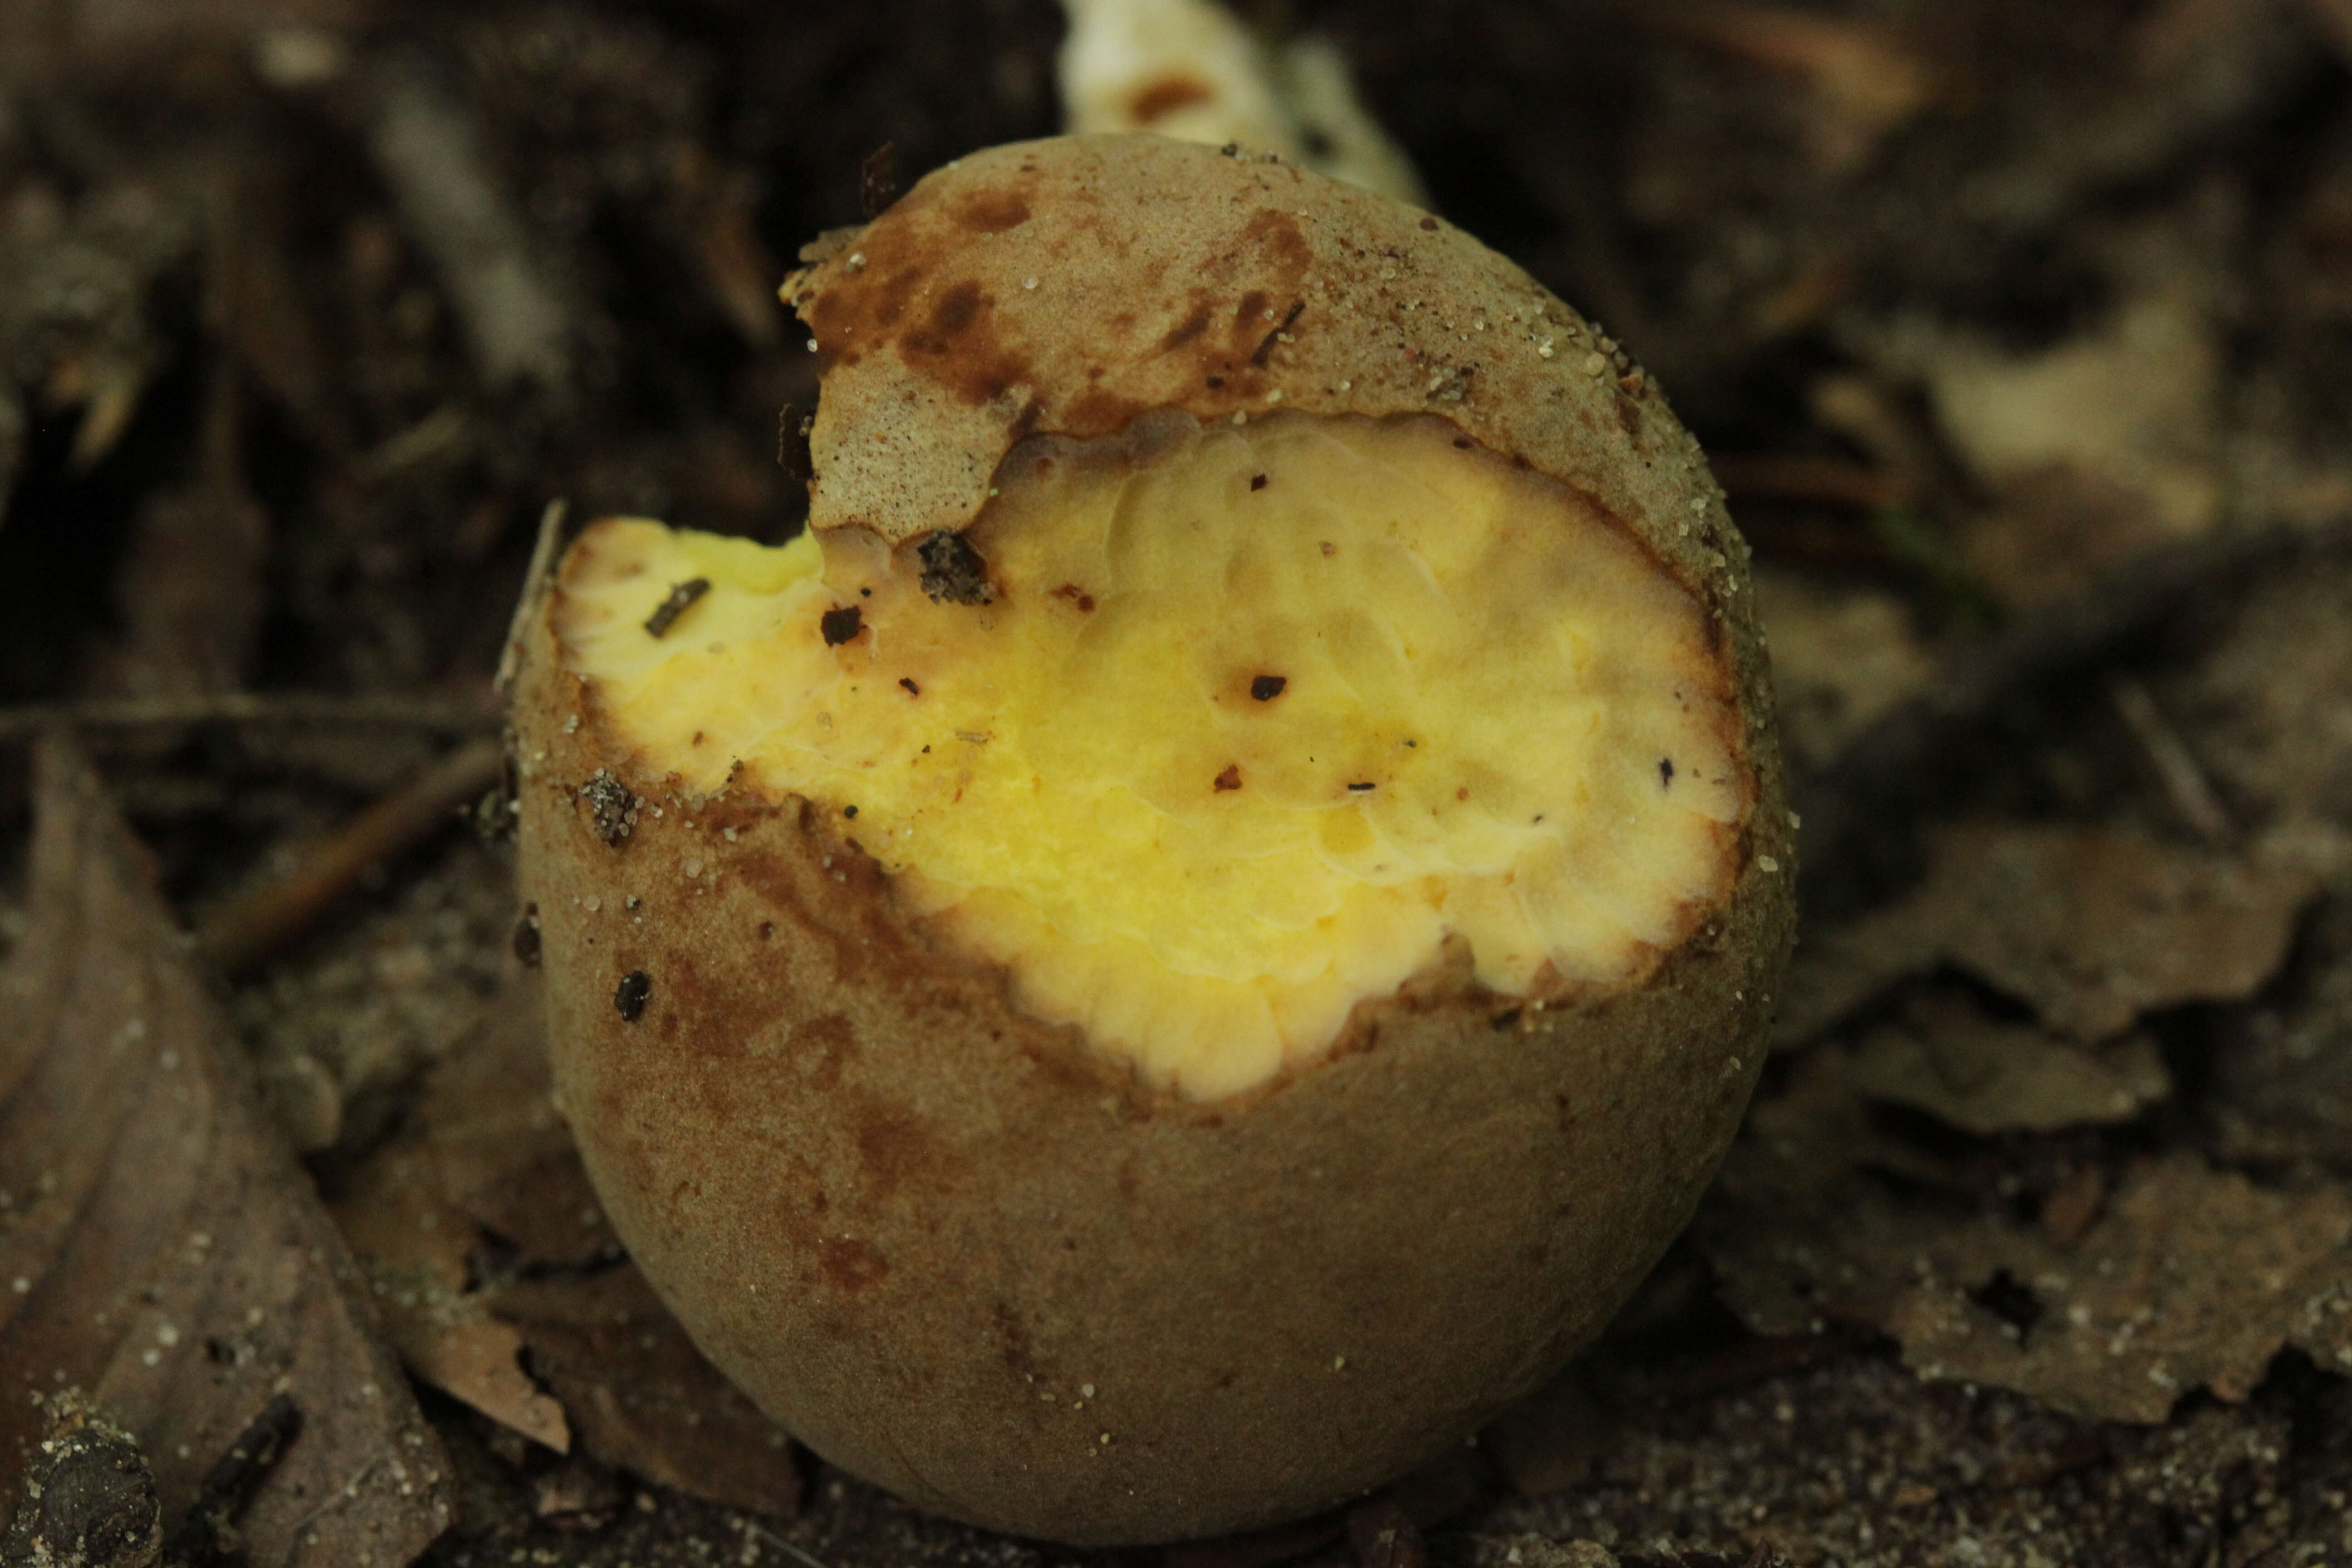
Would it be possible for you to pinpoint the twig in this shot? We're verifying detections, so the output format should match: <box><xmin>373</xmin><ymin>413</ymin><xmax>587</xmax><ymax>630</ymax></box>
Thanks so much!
<box><xmin>2108</xmin><ymin>675</ymin><xmax>2232</xmax><ymax>843</ymax></box>
<box><xmin>0</xmin><ymin>692</ymin><xmax>500</xmax><ymax>740</ymax></box>
<box><xmin>165</xmin><ymin>1394</ymin><xmax>303</xmax><ymax>1568</ymax></box>
<box><xmin>746</xmin><ymin>1523</ymin><xmax>836</xmax><ymax>1568</ymax></box>
<box><xmin>285</xmin><ymin>1454</ymin><xmax>384</xmax><ymax>1539</ymax></box>
<box><xmin>1795</xmin><ymin>515</ymin><xmax>2352</xmax><ymax>920</ymax></box>
<box><xmin>498</xmin><ymin>499</ymin><xmax>569</xmax><ymax>694</ymax></box>
<box><xmin>368</xmin><ymin>58</ymin><xmax>574</xmax><ymax>392</ymax></box>
<box><xmin>197</xmin><ymin>737</ymin><xmax>506</xmax><ymax>976</ymax></box>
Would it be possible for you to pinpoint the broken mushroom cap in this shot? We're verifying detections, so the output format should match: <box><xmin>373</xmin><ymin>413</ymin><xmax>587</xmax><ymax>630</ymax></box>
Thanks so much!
<box><xmin>514</xmin><ymin>133</ymin><xmax>1795</xmax><ymax>1545</ymax></box>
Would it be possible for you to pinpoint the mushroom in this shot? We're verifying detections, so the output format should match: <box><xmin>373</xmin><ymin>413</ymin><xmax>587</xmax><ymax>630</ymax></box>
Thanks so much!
<box><xmin>513</xmin><ymin>133</ymin><xmax>1794</xmax><ymax>1546</ymax></box>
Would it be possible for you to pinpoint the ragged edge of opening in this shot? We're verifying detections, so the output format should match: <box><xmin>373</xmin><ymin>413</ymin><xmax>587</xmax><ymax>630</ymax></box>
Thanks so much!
<box><xmin>527</xmin><ymin>406</ymin><xmax>1767</xmax><ymax>1112</ymax></box>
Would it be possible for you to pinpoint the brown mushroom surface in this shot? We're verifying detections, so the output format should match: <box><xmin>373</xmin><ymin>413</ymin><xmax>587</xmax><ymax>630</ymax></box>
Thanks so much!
<box><xmin>514</xmin><ymin>133</ymin><xmax>1793</xmax><ymax>1545</ymax></box>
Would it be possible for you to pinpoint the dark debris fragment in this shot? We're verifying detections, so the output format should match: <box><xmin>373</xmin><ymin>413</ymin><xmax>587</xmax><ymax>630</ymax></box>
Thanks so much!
<box><xmin>0</xmin><ymin>1395</ymin><xmax>161</xmax><ymax>1568</ymax></box>
<box><xmin>643</xmin><ymin>577</ymin><xmax>711</xmax><ymax>638</ymax></box>
<box><xmin>580</xmin><ymin>768</ymin><xmax>640</xmax><ymax>845</ymax></box>
<box><xmin>778</xmin><ymin>402</ymin><xmax>814</xmax><ymax>480</ymax></box>
<box><xmin>165</xmin><ymin>1395</ymin><xmax>304</xmax><ymax>1568</ymax></box>
<box><xmin>860</xmin><ymin>140</ymin><xmax>901</xmax><ymax>219</ymax></box>
<box><xmin>614</xmin><ymin>970</ymin><xmax>652</xmax><ymax>1022</ymax></box>
<box><xmin>916</xmin><ymin>530</ymin><xmax>995</xmax><ymax>605</ymax></box>
<box><xmin>820</xmin><ymin>604</ymin><xmax>864</xmax><ymax>644</ymax></box>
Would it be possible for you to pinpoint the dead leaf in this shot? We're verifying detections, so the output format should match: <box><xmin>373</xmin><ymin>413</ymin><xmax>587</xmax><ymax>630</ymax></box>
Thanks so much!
<box><xmin>2303</xmin><ymin>0</ymin><xmax>2352</xmax><ymax>64</ymax></box>
<box><xmin>1884</xmin><ymin>284</ymin><xmax>2222</xmax><ymax>604</ymax></box>
<box><xmin>1482</xmin><ymin>1375</ymin><xmax>1614</xmax><ymax>1499</ymax></box>
<box><xmin>329</xmin><ymin>1138</ymin><xmax>573</xmax><ymax>1455</ymax></box>
<box><xmin>2208</xmin><ymin>895</ymin><xmax>2352</xmax><ymax>1166</ymax></box>
<box><xmin>1778</xmin><ymin>820</ymin><xmax>2327</xmax><ymax>1047</ymax></box>
<box><xmin>1643</xmin><ymin>4</ymin><xmax>1941</xmax><ymax>174</ymax></box>
<box><xmin>85</xmin><ymin>363</ymin><xmax>269</xmax><ymax>702</ymax></box>
<box><xmin>0</xmin><ymin>735</ymin><xmax>452</xmax><ymax>1566</ymax></box>
<box><xmin>2165</xmin><ymin>562</ymin><xmax>2352</xmax><ymax>828</ymax></box>
<box><xmin>326</xmin><ymin>953</ymin><xmax>791</xmax><ymax>1512</ymax></box>
<box><xmin>489</xmin><ymin>1265</ymin><xmax>800</xmax><ymax>1519</ymax></box>
<box><xmin>1888</xmin><ymin>1157</ymin><xmax>2352</xmax><ymax>1420</ymax></box>
<box><xmin>1751</xmin><ymin>566</ymin><xmax>1933</xmax><ymax>776</ymax></box>
<box><xmin>1702</xmin><ymin>1048</ymin><xmax>2352</xmax><ymax>1424</ymax></box>
<box><xmin>421</xmin><ymin>965</ymin><xmax>618</xmax><ymax>1269</ymax></box>
<box><xmin>1842</xmin><ymin>988</ymin><xmax>2170</xmax><ymax>1136</ymax></box>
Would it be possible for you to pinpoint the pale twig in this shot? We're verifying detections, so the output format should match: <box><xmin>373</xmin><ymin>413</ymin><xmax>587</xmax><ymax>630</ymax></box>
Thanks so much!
<box><xmin>746</xmin><ymin>1523</ymin><xmax>836</xmax><ymax>1568</ymax></box>
<box><xmin>2109</xmin><ymin>675</ymin><xmax>2233</xmax><ymax>843</ymax></box>
<box><xmin>496</xmin><ymin>499</ymin><xmax>568</xmax><ymax>694</ymax></box>
<box><xmin>197</xmin><ymin>736</ymin><xmax>506</xmax><ymax>976</ymax></box>
<box><xmin>368</xmin><ymin>58</ymin><xmax>574</xmax><ymax>392</ymax></box>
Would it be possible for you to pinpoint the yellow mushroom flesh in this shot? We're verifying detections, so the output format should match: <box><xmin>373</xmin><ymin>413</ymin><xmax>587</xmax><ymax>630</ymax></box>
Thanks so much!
<box><xmin>556</xmin><ymin>408</ymin><xmax>1746</xmax><ymax>1098</ymax></box>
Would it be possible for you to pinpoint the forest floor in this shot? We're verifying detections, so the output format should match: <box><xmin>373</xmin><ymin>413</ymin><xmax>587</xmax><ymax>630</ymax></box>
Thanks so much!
<box><xmin>4</xmin><ymin>2</ymin><xmax>2352</xmax><ymax>1566</ymax></box>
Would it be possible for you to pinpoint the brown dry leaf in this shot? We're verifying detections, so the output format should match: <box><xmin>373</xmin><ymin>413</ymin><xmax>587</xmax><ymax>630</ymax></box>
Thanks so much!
<box><xmin>1482</xmin><ymin>1375</ymin><xmax>1615</xmax><ymax>1499</ymax></box>
<box><xmin>372</xmin><ymin>960</ymin><xmax>794</xmax><ymax>1514</ymax></box>
<box><xmin>1877</xmin><ymin>1155</ymin><xmax>2352</xmax><ymax>1419</ymax></box>
<box><xmin>489</xmin><ymin>1265</ymin><xmax>800</xmax><ymax>1519</ymax></box>
<box><xmin>1888</xmin><ymin>285</ymin><xmax>2221</xmax><ymax>605</ymax></box>
<box><xmin>1751</xmin><ymin>566</ymin><xmax>1933</xmax><ymax>776</ymax></box>
<box><xmin>1702</xmin><ymin>1051</ymin><xmax>2352</xmax><ymax>1424</ymax></box>
<box><xmin>84</xmin><ymin>363</ymin><xmax>269</xmax><ymax>702</ymax></box>
<box><xmin>2164</xmin><ymin>562</ymin><xmax>2352</xmax><ymax>829</ymax></box>
<box><xmin>2307</xmin><ymin>0</ymin><xmax>2352</xmax><ymax>64</ymax></box>
<box><xmin>329</xmin><ymin>1137</ymin><xmax>573</xmax><ymax>1455</ymax></box>
<box><xmin>1646</xmin><ymin>3</ymin><xmax>1941</xmax><ymax>175</ymax></box>
<box><xmin>2209</xmin><ymin>895</ymin><xmax>2352</xmax><ymax>1166</ymax></box>
<box><xmin>421</xmin><ymin>965</ymin><xmax>618</xmax><ymax>1269</ymax></box>
<box><xmin>1842</xmin><ymin>987</ymin><xmax>2170</xmax><ymax>1137</ymax></box>
<box><xmin>0</xmin><ymin>735</ymin><xmax>452</xmax><ymax>1565</ymax></box>
<box><xmin>1777</xmin><ymin>819</ymin><xmax>2328</xmax><ymax>1047</ymax></box>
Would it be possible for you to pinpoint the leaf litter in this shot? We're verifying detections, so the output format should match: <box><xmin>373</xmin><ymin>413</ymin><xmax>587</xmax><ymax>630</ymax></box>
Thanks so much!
<box><xmin>0</xmin><ymin>735</ymin><xmax>453</xmax><ymax>1567</ymax></box>
<box><xmin>7</xmin><ymin>0</ymin><xmax>2352</xmax><ymax>1564</ymax></box>
<box><xmin>330</xmin><ymin>962</ymin><xmax>803</xmax><ymax>1521</ymax></box>
<box><xmin>1703</xmin><ymin>531</ymin><xmax>2352</xmax><ymax>1436</ymax></box>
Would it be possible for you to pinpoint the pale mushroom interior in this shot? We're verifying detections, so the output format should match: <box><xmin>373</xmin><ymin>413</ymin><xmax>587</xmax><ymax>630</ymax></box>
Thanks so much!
<box><xmin>557</xmin><ymin>412</ymin><xmax>1747</xmax><ymax>1098</ymax></box>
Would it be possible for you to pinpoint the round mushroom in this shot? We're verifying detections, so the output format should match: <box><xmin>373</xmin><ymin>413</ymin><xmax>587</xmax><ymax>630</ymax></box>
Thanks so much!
<box><xmin>513</xmin><ymin>132</ymin><xmax>1794</xmax><ymax>1546</ymax></box>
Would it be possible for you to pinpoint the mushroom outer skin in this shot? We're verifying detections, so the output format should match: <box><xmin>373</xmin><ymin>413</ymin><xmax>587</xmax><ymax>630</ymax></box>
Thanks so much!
<box><xmin>514</xmin><ymin>132</ymin><xmax>1795</xmax><ymax>1546</ymax></box>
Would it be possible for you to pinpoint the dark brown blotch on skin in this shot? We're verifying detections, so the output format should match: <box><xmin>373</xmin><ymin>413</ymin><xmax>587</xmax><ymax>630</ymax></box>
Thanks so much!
<box><xmin>1160</xmin><ymin>298</ymin><xmax>1214</xmax><ymax>352</ymax></box>
<box><xmin>1063</xmin><ymin>387</ymin><xmax>1149</xmax><ymax>434</ymax></box>
<box><xmin>788</xmin><ymin>1014</ymin><xmax>859</xmax><ymax>1092</ymax></box>
<box><xmin>1232</xmin><ymin>290</ymin><xmax>1271</xmax><ymax>338</ymax></box>
<box><xmin>1239</xmin><ymin>207</ymin><xmax>1313</xmax><ymax>277</ymax></box>
<box><xmin>851</xmin><ymin>1097</ymin><xmax>939</xmax><ymax>1203</ymax></box>
<box><xmin>904</xmin><ymin>282</ymin><xmax>987</xmax><ymax>354</ymax></box>
<box><xmin>513</xmin><ymin>907</ymin><xmax>542</xmax><ymax>968</ymax></box>
<box><xmin>1129</xmin><ymin>75</ymin><xmax>1213</xmax><ymax>122</ymax></box>
<box><xmin>890</xmin><ymin>278</ymin><xmax>1032</xmax><ymax>406</ymax></box>
<box><xmin>954</xmin><ymin>190</ymin><xmax>1033</xmax><ymax>233</ymax></box>
<box><xmin>819</xmin><ymin>1237</ymin><xmax>892</xmax><ymax>1293</ymax></box>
